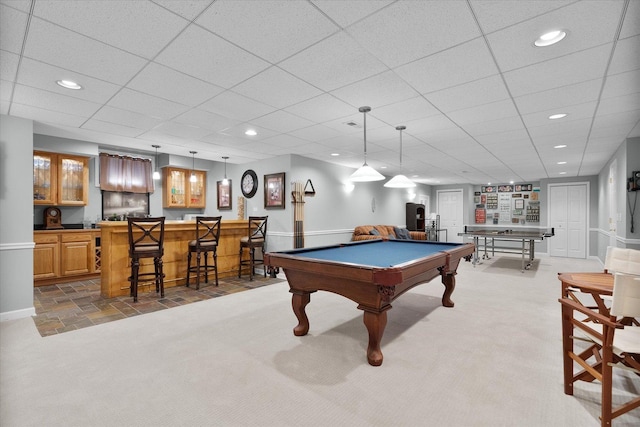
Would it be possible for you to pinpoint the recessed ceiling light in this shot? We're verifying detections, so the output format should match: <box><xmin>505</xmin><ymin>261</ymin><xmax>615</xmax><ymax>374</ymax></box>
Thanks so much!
<box><xmin>56</xmin><ymin>79</ymin><xmax>82</xmax><ymax>90</ymax></box>
<box><xmin>245</xmin><ymin>129</ymin><xmax>257</xmax><ymax>136</ymax></box>
<box><xmin>559</xmin><ymin>172</ymin><xmax>567</xmax><ymax>175</ymax></box>
<box><xmin>380</xmin><ymin>166</ymin><xmax>387</xmax><ymax>169</ymax></box>
<box><xmin>557</xmin><ymin>161</ymin><xmax>567</xmax><ymax>165</ymax></box>
<box><xmin>330</xmin><ymin>153</ymin><xmax>340</xmax><ymax>157</ymax></box>
<box><xmin>554</xmin><ymin>144</ymin><xmax>567</xmax><ymax>149</ymax></box>
<box><xmin>535</xmin><ymin>30</ymin><xmax>567</xmax><ymax>47</ymax></box>
<box><xmin>549</xmin><ymin>113</ymin><xmax>567</xmax><ymax>120</ymax></box>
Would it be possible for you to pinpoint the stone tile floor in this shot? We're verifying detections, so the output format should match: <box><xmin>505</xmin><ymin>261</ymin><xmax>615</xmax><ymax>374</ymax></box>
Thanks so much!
<box><xmin>33</xmin><ymin>275</ymin><xmax>283</xmax><ymax>337</ymax></box>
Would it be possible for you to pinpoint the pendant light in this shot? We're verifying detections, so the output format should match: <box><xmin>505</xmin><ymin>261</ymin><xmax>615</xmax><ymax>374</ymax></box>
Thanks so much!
<box><xmin>189</xmin><ymin>151</ymin><xmax>197</xmax><ymax>183</ymax></box>
<box><xmin>222</xmin><ymin>156</ymin><xmax>229</xmax><ymax>185</ymax></box>
<box><xmin>349</xmin><ymin>106</ymin><xmax>385</xmax><ymax>182</ymax></box>
<box><xmin>152</xmin><ymin>145</ymin><xmax>161</xmax><ymax>180</ymax></box>
<box><xmin>384</xmin><ymin>125</ymin><xmax>415</xmax><ymax>188</ymax></box>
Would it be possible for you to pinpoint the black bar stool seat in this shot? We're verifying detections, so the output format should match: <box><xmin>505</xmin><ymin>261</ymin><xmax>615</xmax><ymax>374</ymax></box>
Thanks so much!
<box><xmin>186</xmin><ymin>216</ymin><xmax>222</xmax><ymax>289</ymax></box>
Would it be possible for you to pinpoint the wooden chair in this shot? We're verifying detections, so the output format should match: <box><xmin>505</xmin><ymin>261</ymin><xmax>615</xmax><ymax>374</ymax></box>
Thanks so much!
<box><xmin>238</xmin><ymin>216</ymin><xmax>268</xmax><ymax>281</ymax></box>
<box><xmin>559</xmin><ymin>271</ymin><xmax>640</xmax><ymax>426</ymax></box>
<box><xmin>127</xmin><ymin>217</ymin><xmax>165</xmax><ymax>303</ymax></box>
<box><xmin>186</xmin><ymin>216</ymin><xmax>221</xmax><ymax>289</ymax></box>
<box><xmin>604</xmin><ymin>246</ymin><xmax>640</xmax><ymax>274</ymax></box>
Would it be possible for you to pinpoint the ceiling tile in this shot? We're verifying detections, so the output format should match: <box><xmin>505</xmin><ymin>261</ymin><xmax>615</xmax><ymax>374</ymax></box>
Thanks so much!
<box><xmin>92</xmin><ymin>105</ymin><xmax>164</xmax><ymax>131</ymax></box>
<box><xmin>81</xmin><ymin>119</ymin><xmax>144</xmax><ymax>138</ymax></box>
<box><xmin>154</xmin><ymin>25</ymin><xmax>270</xmax><ymax>88</ymax></box>
<box><xmin>173</xmin><ymin>109</ymin><xmax>240</xmax><ymax>133</ymax></box>
<box><xmin>151</xmin><ymin>0</ymin><xmax>214</xmax><ymax>21</ymax></box>
<box><xmin>127</xmin><ymin>62</ymin><xmax>224</xmax><ymax>107</ymax></box>
<box><xmin>347</xmin><ymin>0</ymin><xmax>480</xmax><ymax>68</ymax></box>
<box><xmin>513</xmin><ymin>78</ymin><xmax>602</xmax><ymax>115</ymax></box>
<box><xmin>231</xmin><ymin>66</ymin><xmax>323</xmax><ymax>109</ymax></box>
<box><xmin>33</xmin><ymin>0</ymin><xmax>190</xmax><ymax>58</ymax></box>
<box><xmin>284</xmin><ymin>93</ymin><xmax>354</xmax><ymax>123</ymax></box>
<box><xmin>199</xmin><ymin>90</ymin><xmax>276</xmax><ymax>122</ymax></box>
<box><xmin>619</xmin><ymin>0</ymin><xmax>640</xmax><ymax>39</ymax></box>
<box><xmin>250</xmin><ymin>110</ymin><xmax>316</xmax><ymax>134</ymax></box>
<box><xmin>608</xmin><ymin>34</ymin><xmax>640</xmax><ymax>75</ymax></box>
<box><xmin>448</xmin><ymin>99</ymin><xmax>519</xmax><ymax>126</ymax></box>
<box><xmin>311</xmin><ymin>0</ymin><xmax>393</xmax><ymax>28</ymax></box>
<box><xmin>330</xmin><ymin>70</ymin><xmax>420</xmax><ymax>110</ymax></box>
<box><xmin>426</xmin><ymin>74</ymin><xmax>510</xmax><ymax>113</ymax></box>
<box><xmin>0</xmin><ymin>50</ymin><xmax>19</xmax><ymax>82</ymax></box>
<box><xmin>370</xmin><ymin>96</ymin><xmax>440</xmax><ymax>126</ymax></box>
<box><xmin>197</xmin><ymin>0</ymin><xmax>338</xmax><ymax>63</ymax></box>
<box><xmin>503</xmin><ymin>44</ymin><xmax>612</xmax><ymax>97</ymax></box>
<box><xmin>395</xmin><ymin>37</ymin><xmax>499</xmax><ymax>94</ymax></box>
<box><xmin>486</xmin><ymin>1</ymin><xmax>624</xmax><ymax>72</ymax></box>
<box><xmin>0</xmin><ymin>79</ymin><xmax>13</xmax><ymax>102</ymax></box>
<box><xmin>288</xmin><ymin>124</ymin><xmax>343</xmax><ymax>142</ymax></box>
<box><xmin>16</xmin><ymin>57</ymin><xmax>121</xmax><ymax>103</ymax></box>
<box><xmin>13</xmin><ymin>84</ymin><xmax>102</xmax><ymax>117</ymax></box>
<box><xmin>0</xmin><ymin>4</ymin><xmax>27</xmax><ymax>54</ymax></box>
<box><xmin>602</xmin><ymin>69</ymin><xmax>640</xmax><ymax>99</ymax></box>
<box><xmin>470</xmin><ymin>0</ymin><xmax>574</xmax><ymax>34</ymax></box>
<box><xmin>107</xmin><ymin>88</ymin><xmax>190</xmax><ymax>120</ymax></box>
<box><xmin>11</xmin><ymin>102</ymin><xmax>88</xmax><ymax>127</ymax></box>
<box><xmin>23</xmin><ymin>17</ymin><xmax>147</xmax><ymax>85</ymax></box>
<box><xmin>279</xmin><ymin>32</ymin><xmax>388</xmax><ymax>92</ymax></box>
<box><xmin>521</xmin><ymin>101</ymin><xmax>597</xmax><ymax>128</ymax></box>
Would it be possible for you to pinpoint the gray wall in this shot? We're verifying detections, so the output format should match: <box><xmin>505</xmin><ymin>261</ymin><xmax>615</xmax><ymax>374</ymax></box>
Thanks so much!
<box><xmin>0</xmin><ymin>115</ymin><xmax>35</xmax><ymax>320</ymax></box>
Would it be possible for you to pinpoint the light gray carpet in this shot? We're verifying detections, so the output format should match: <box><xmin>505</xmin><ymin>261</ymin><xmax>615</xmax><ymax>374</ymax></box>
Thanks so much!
<box><xmin>1</xmin><ymin>255</ymin><xmax>639</xmax><ymax>426</ymax></box>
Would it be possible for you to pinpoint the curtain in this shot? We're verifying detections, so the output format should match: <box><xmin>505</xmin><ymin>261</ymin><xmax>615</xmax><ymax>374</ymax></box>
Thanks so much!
<box><xmin>99</xmin><ymin>153</ymin><xmax>154</xmax><ymax>193</ymax></box>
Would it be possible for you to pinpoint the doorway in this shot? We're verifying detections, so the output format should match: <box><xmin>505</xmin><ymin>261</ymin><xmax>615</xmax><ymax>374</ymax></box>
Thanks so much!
<box><xmin>548</xmin><ymin>182</ymin><xmax>588</xmax><ymax>258</ymax></box>
<box><xmin>437</xmin><ymin>189</ymin><xmax>464</xmax><ymax>243</ymax></box>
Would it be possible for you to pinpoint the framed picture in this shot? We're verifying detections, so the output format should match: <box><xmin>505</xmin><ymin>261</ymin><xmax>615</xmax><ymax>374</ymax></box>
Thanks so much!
<box><xmin>264</xmin><ymin>172</ymin><xmax>285</xmax><ymax>209</ymax></box>
<box><xmin>217</xmin><ymin>180</ymin><xmax>232</xmax><ymax>210</ymax></box>
<box><xmin>515</xmin><ymin>199</ymin><xmax>524</xmax><ymax>209</ymax></box>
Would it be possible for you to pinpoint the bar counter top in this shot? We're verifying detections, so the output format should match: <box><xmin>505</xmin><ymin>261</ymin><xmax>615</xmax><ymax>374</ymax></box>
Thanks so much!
<box><xmin>99</xmin><ymin>219</ymin><xmax>249</xmax><ymax>298</ymax></box>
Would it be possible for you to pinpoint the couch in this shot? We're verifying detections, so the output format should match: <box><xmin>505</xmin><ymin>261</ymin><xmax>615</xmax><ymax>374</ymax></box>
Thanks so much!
<box><xmin>352</xmin><ymin>225</ymin><xmax>427</xmax><ymax>241</ymax></box>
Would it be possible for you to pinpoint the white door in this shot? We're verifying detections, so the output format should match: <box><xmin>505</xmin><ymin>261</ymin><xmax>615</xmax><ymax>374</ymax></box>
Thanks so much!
<box><xmin>549</xmin><ymin>183</ymin><xmax>588</xmax><ymax>258</ymax></box>
<box><xmin>437</xmin><ymin>189</ymin><xmax>463</xmax><ymax>243</ymax></box>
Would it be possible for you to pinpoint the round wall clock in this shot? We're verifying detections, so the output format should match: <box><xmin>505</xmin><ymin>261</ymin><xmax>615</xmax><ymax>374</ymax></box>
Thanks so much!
<box><xmin>44</xmin><ymin>207</ymin><xmax>63</xmax><ymax>229</ymax></box>
<box><xmin>241</xmin><ymin>169</ymin><xmax>258</xmax><ymax>198</ymax></box>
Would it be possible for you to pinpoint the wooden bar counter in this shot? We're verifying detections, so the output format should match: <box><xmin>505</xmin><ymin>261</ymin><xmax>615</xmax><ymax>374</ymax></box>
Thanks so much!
<box><xmin>99</xmin><ymin>219</ymin><xmax>248</xmax><ymax>298</ymax></box>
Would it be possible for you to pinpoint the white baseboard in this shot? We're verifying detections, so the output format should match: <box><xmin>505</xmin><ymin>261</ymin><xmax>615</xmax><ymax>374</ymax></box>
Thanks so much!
<box><xmin>1</xmin><ymin>307</ymin><xmax>36</xmax><ymax>322</ymax></box>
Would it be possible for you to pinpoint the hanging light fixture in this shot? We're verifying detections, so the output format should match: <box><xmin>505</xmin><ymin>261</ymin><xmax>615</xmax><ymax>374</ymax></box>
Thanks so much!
<box><xmin>349</xmin><ymin>106</ymin><xmax>385</xmax><ymax>182</ymax></box>
<box><xmin>189</xmin><ymin>151</ymin><xmax>197</xmax><ymax>183</ymax></box>
<box><xmin>384</xmin><ymin>125</ymin><xmax>415</xmax><ymax>188</ymax></box>
<box><xmin>222</xmin><ymin>156</ymin><xmax>229</xmax><ymax>185</ymax></box>
<box><xmin>152</xmin><ymin>145</ymin><xmax>161</xmax><ymax>180</ymax></box>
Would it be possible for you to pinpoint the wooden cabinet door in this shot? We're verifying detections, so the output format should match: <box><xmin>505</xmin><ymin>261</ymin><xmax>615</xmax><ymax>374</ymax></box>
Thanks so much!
<box><xmin>60</xmin><ymin>233</ymin><xmax>93</xmax><ymax>276</ymax></box>
<box><xmin>34</xmin><ymin>234</ymin><xmax>60</xmax><ymax>279</ymax></box>
<box><xmin>58</xmin><ymin>155</ymin><xmax>89</xmax><ymax>206</ymax></box>
<box><xmin>188</xmin><ymin>170</ymin><xmax>206</xmax><ymax>208</ymax></box>
<box><xmin>33</xmin><ymin>151</ymin><xmax>57</xmax><ymax>205</ymax></box>
<box><xmin>163</xmin><ymin>167</ymin><xmax>187</xmax><ymax>208</ymax></box>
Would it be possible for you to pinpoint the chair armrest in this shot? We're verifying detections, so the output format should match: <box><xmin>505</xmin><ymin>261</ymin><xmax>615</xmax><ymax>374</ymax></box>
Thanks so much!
<box><xmin>558</xmin><ymin>298</ymin><xmax>621</xmax><ymax>329</ymax></box>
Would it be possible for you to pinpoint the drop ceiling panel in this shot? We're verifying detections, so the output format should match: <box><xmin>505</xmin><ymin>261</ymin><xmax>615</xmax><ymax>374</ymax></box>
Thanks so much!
<box><xmin>173</xmin><ymin>109</ymin><xmax>240</xmax><ymax>133</ymax></box>
<box><xmin>32</xmin><ymin>0</ymin><xmax>190</xmax><ymax>58</ymax></box>
<box><xmin>13</xmin><ymin>84</ymin><xmax>101</xmax><ymax>117</ymax></box>
<box><xmin>347</xmin><ymin>1</ymin><xmax>480</xmax><ymax>68</ymax></box>
<box><xmin>369</xmin><ymin>96</ymin><xmax>440</xmax><ymax>125</ymax></box>
<box><xmin>249</xmin><ymin>110</ymin><xmax>315</xmax><ymax>134</ymax></box>
<box><xmin>513</xmin><ymin>79</ymin><xmax>602</xmax><ymax>115</ymax></box>
<box><xmin>607</xmin><ymin>35</ymin><xmax>640</xmax><ymax>75</ymax></box>
<box><xmin>196</xmin><ymin>0</ymin><xmax>338</xmax><ymax>63</ymax></box>
<box><xmin>81</xmin><ymin>119</ymin><xmax>144</xmax><ymax>138</ymax></box>
<box><xmin>152</xmin><ymin>121</ymin><xmax>213</xmax><ymax>140</ymax></box>
<box><xmin>24</xmin><ymin>18</ymin><xmax>148</xmax><ymax>85</ymax></box>
<box><xmin>521</xmin><ymin>101</ymin><xmax>597</xmax><ymax>128</ymax></box>
<box><xmin>15</xmin><ymin>58</ymin><xmax>121</xmax><ymax>104</ymax></box>
<box><xmin>395</xmin><ymin>37</ymin><xmax>499</xmax><ymax>94</ymax></box>
<box><xmin>463</xmin><ymin>116</ymin><xmax>525</xmax><ymax>137</ymax></box>
<box><xmin>503</xmin><ymin>44</ymin><xmax>612</xmax><ymax>97</ymax></box>
<box><xmin>0</xmin><ymin>51</ymin><xmax>19</xmax><ymax>82</ymax></box>
<box><xmin>127</xmin><ymin>63</ymin><xmax>224</xmax><ymax>107</ymax></box>
<box><xmin>0</xmin><ymin>4</ymin><xmax>28</xmax><ymax>54</ymax></box>
<box><xmin>11</xmin><ymin>103</ymin><xmax>88</xmax><ymax>127</ymax></box>
<box><xmin>151</xmin><ymin>0</ymin><xmax>214</xmax><ymax>21</ymax></box>
<box><xmin>425</xmin><ymin>74</ymin><xmax>510</xmax><ymax>113</ymax></box>
<box><xmin>486</xmin><ymin>1</ymin><xmax>624</xmax><ymax>72</ymax></box>
<box><xmin>619</xmin><ymin>0</ymin><xmax>640</xmax><ymax>38</ymax></box>
<box><xmin>470</xmin><ymin>0</ymin><xmax>574</xmax><ymax>34</ymax></box>
<box><xmin>288</xmin><ymin>124</ymin><xmax>343</xmax><ymax>143</ymax></box>
<box><xmin>310</xmin><ymin>0</ymin><xmax>394</xmax><ymax>28</ymax></box>
<box><xmin>330</xmin><ymin>70</ymin><xmax>420</xmax><ymax>110</ymax></box>
<box><xmin>284</xmin><ymin>94</ymin><xmax>354</xmax><ymax>124</ymax></box>
<box><xmin>154</xmin><ymin>25</ymin><xmax>270</xmax><ymax>88</ymax></box>
<box><xmin>279</xmin><ymin>32</ymin><xmax>388</xmax><ymax>92</ymax></box>
<box><xmin>448</xmin><ymin>99</ymin><xmax>519</xmax><ymax>126</ymax></box>
<box><xmin>602</xmin><ymin>69</ymin><xmax>640</xmax><ymax>99</ymax></box>
<box><xmin>199</xmin><ymin>91</ymin><xmax>276</xmax><ymax>122</ymax></box>
<box><xmin>92</xmin><ymin>105</ymin><xmax>164</xmax><ymax>131</ymax></box>
<box><xmin>231</xmin><ymin>66</ymin><xmax>323</xmax><ymax>109</ymax></box>
<box><xmin>107</xmin><ymin>88</ymin><xmax>190</xmax><ymax>120</ymax></box>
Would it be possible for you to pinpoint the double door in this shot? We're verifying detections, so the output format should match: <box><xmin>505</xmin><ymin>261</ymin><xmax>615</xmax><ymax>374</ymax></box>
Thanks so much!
<box><xmin>549</xmin><ymin>183</ymin><xmax>587</xmax><ymax>258</ymax></box>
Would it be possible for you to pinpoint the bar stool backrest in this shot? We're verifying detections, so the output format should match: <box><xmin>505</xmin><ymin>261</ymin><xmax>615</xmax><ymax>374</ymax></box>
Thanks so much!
<box><xmin>247</xmin><ymin>216</ymin><xmax>268</xmax><ymax>244</ymax></box>
<box><xmin>195</xmin><ymin>216</ymin><xmax>221</xmax><ymax>249</ymax></box>
<box><xmin>127</xmin><ymin>217</ymin><xmax>165</xmax><ymax>256</ymax></box>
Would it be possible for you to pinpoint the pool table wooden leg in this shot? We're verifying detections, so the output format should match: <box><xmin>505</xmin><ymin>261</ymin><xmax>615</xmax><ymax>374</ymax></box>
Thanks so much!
<box><xmin>291</xmin><ymin>290</ymin><xmax>313</xmax><ymax>336</ymax></box>
<box><xmin>441</xmin><ymin>272</ymin><xmax>456</xmax><ymax>308</ymax></box>
<box><xmin>360</xmin><ymin>305</ymin><xmax>391</xmax><ymax>366</ymax></box>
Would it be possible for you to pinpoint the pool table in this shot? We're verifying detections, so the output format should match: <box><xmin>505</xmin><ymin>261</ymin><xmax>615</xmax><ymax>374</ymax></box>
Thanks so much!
<box><xmin>264</xmin><ymin>239</ymin><xmax>474</xmax><ymax>366</ymax></box>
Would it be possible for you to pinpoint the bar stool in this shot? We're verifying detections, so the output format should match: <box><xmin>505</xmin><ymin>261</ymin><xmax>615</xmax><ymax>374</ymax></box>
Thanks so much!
<box><xmin>127</xmin><ymin>217</ymin><xmax>165</xmax><ymax>303</ymax></box>
<box><xmin>186</xmin><ymin>216</ymin><xmax>222</xmax><ymax>289</ymax></box>
<box><xmin>238</xmin><ymin>216</ymin><xmax>268</xmax><ymax>281</ymax></box>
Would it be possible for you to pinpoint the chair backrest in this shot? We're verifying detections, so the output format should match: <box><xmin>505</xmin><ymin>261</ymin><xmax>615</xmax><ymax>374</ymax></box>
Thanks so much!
<box><xmin>195</xmin><ymin>216</ymin><xmax>221</xmax><ymax>248</ymax></box>
<box><xmin>604</xmin><ymin>246</ymin><xmax>640</xmax><ymax>275</ymax></box>
<box><xmin>611</xmin><ymin>272</ymin><xmax>640</xmax><ymax>318</ymax></box>
<box><xmin>247</xmin><ymin>216</ymin><xmax>268</xmax><ymax>242</ymax></box>
<box><xmin>127</xmin><ymin>217</ymin><xmax>165</xmax><ymax>255</ymax></box>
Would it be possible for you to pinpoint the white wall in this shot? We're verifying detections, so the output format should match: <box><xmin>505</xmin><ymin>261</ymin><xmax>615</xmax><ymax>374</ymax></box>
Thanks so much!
<box><xmin>0</xmin><ymin>115</ymin><xmax>36</xmax><ymax>320</ymax></box>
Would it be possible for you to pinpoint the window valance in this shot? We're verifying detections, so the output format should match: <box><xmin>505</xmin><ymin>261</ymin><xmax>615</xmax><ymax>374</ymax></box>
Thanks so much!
<box><xmin>99</xmin><ymin>153</ymin><xmax>154</xmax><ymax>193</ymax></box>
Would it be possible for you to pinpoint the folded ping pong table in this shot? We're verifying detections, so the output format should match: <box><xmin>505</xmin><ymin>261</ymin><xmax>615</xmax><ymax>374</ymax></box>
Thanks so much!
<box><xmin>457</xmin><ymin>228</ymin><xmax>554</xmax><ymax>272</ymax></box>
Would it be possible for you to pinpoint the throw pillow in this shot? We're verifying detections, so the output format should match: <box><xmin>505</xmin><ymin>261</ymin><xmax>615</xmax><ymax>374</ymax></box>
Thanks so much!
<box><xmin>394</xmin><ymin>227</ymin><xmax>411</xmax><ymax>240</ymax></box>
